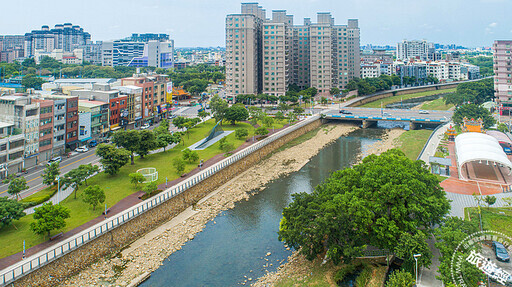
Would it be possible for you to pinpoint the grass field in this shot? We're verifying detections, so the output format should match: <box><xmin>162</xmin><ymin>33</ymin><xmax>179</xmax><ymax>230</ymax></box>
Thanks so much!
<box><xmin>466</xmin><ymin>206</ymin><xmax>512</xmax><ymax>238</ymax></box>
<box><xmin>394</xmin><ymin>129</ymin><xmax>433</xmax><ymax>160</ymax></box>
<box><xmin>419</xmin><ymin>98</ymin><xmax>454</xmax><ymax>111</ymax></box>
<box><xmin>359</xmin><ymin>88</ymin><xmax>456</xmax><ymax>108</ymax></box>
<box><xmin>0</xmin><ymin>119</ymin><xmax>256</xmax><ymax>259</ymax></box>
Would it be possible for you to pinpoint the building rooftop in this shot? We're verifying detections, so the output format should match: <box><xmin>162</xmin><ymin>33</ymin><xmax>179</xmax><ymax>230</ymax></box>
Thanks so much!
<box><xmin>78</xmin><ymin>100</ymin><xmax>107</xmax><ymax>108</ymax></box>
<box><xmin>0</xmin><ymin>122</ymin><xmax>14</xmax><ymax>129</ymax></box>
<box><xmin>54</xmin><ymin>78</ymin><xmax>116</xmax><ymax>84</ymax></box>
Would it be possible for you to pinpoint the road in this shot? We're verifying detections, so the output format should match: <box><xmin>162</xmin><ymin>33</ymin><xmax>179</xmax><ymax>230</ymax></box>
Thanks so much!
<box><xmin>324</xmin><ymin>107</ymin><xmax>453</xmax><ymax>122</ymax></box>
<box><xmin>0</xmin><ymin>149</ymin><xmax>101</xmax><ymax>200</ymax></box>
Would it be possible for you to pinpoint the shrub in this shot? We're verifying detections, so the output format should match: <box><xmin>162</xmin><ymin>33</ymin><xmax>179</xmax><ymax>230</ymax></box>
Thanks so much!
<box><xmin>20</xmin><ymin>186</ymin><xmax>58</xmax><ymax>208</ymax></box>
<box><xmin>235</xmin><ymin>128</ymin><xmax>249</xmax><ymax>140</ymax></box>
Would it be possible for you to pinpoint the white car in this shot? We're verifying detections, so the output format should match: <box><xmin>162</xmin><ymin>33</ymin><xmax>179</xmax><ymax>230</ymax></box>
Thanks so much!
<box><xmin>75</xmin><ymin>146</ymin><xmax>89</xmax><ymax>153</ymax></box>
<box><xmin>141</xmin><ymin>124</ymin><xmax>151</xmax><ymax>130</ymax></box>
<box><xmin>419</xmin><ymin>110</ymin><xmax>430</xmax><ymax>114</ymax></box>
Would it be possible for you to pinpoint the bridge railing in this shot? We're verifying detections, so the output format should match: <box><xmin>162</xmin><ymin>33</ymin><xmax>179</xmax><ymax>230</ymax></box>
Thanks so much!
<box><xmin>0</xmin><ymin>115</ymin><xmax>320</xmax><ymax>286</ymax></box>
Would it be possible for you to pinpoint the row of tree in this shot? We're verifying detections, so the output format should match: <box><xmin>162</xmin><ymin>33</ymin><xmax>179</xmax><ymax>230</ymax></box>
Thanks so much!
<box><xmin>444</xmin><ymin>78</ymin><xmax>494</xmax><ymax>106</ymax></box>
<box><xmin>345</xmin><ymin>74</ymin><xmax>439</xmax><ymax>96</ymax></box>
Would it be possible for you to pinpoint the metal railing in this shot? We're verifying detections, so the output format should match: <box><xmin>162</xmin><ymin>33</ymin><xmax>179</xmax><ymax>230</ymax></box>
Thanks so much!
<box><xmin>0</xmin><ymin>115</ymin><xmax>320</xmax><ymax>286</ymax></box>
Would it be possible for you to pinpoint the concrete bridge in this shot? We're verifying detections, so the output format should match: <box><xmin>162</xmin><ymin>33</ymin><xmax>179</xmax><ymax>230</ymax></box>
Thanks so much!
<box><xmin>323</xmin><ymin>107</ymin><xmax>453</xmax><ymax>129</ymax></box>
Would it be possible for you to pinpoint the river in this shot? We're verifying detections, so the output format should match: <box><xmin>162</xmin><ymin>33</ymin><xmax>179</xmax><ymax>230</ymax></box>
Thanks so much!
<box><xmin>140</xmin><ymin>128</ymin><xmax>386</xmax><ymax>287</ymax></box>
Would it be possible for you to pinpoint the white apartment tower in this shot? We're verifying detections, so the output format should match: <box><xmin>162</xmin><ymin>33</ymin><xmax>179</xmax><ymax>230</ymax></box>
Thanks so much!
<box><xmin>396</xmin><ymin>40</ymin><xmax>434</xmax><ymax>61</ymax></box>
<box><xmin>226</xmin><ymin>3</ymin><xmax>360</xmax><ymax>97</ymax></box>
<box><xmin>493</xmin><ymin>40</ymin><xmax>512</xmax><ymax>114</ymax></box>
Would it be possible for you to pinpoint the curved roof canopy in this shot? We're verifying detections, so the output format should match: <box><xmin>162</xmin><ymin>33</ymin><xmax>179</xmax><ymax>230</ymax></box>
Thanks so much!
<box><xmin>455</xmin><ymin>132</ymin><xmax>512</xmax><ymax>180</ymax></box>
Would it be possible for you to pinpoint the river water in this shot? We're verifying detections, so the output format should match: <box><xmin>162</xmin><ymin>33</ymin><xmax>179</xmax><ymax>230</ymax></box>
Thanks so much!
<box><xmin>141</xmin><ymin>128</ymin><xmax>386</xmax><ymax>287</ymax></box>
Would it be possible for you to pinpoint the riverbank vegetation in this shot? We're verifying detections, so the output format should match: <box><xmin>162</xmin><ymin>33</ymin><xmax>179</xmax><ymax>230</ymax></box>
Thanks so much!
<box><xmin>359</xmin><ymin>88</ymin><xmax>456</xmax><ymax>108</ymax></box>
<box><xmin>394</xmin><ymin>129</ymin><xmax>433</xmax><ymax>160</ymax></box>
<box><xmin>418</xmin><ymin>98</ymin><xmax>454</xmax><ymax>110</ymax></box>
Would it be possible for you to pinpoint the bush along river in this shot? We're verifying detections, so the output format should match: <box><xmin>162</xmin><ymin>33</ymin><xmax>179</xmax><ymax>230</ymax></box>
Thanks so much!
<box><xmin>140</xmin><ymin>128</ymin><xmax>386</xmax><ymax>287</ymax></box>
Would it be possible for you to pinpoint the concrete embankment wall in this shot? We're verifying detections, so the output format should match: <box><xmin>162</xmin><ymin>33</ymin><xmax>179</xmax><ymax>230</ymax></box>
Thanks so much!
<box><xmin>12</xmin><ymin>119</ymin><xmax>322</xmax><ymax>287</ymax></box>
<box><xmin>347</xmin><ymin>83</ymin><xmax>458</xmax><ymax>107</ymax></box>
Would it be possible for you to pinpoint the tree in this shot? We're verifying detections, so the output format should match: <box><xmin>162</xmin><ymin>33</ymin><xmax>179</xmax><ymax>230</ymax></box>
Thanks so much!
<box><xmin>210</xmin><ymin>94</ymin><xmax>228</xmax><ymax>124</ymax></box>
<box><xmin>452</xmin><ymin>104</ymin><xmax>495</xmax><ymax>129</ymax></box>
<box><xmin>504</xmin><ymin>197</ymin><xmax>512</xmax><ymax>207</ymax></box>
<box><xmin>279</xmin><ymin>149</ymin><xmax>450</xmax><ymax>265</ymax></box>
<box><xmin>224</xmin><ymin>104</ymin><xmax>249</xmax><ymax>125</ymax></box>
<box><xmin>235</xmin><ymin>128</ymin><xmax>249</xmax><ymax>140</ymax></box>
<box><xmin>434</xmin><ymin>217</ymin><xmax>483</xmax><ymax>285</ymax></box>
<box><xmin>30</xmin><ymin>202</ymin><xmax>70</xmax><ymax>238</ymax></box>
<box><xmin>330</xmin><ymin>87</ymin><xmax>340</xmax><ymax>96</ymax></box>
<box><xmin>129</xmin><ymin>172</ymin><xmax>146</xmax><ymax>187</ymax></box>
<box><xmin>82</xmin><ymin>185</ymin><xmax>105</xmax><ymax>210</ymax></box>
<box><xmin>483</xmin><ymin>195</ymin><xmax>497</xmax><ymax>209</ymax></box>
<box><xmin>8</xmin><ymin>177</ymin><xmax>29</xmax><ymax>200</ymax></box>
<box><xmin>182</xmin><ymin>148</ymin><xmax>198</xmax><ymax>163</ymax></box>
<box><xmin>293</xmin><ymin>107</ymin><xmax>304</xmax><ymax>115</ymax></box>
<box><xmin>278</xmin><ymin>102</ymin><xmax>290</xmax><ymax>112</ymax></box>
<box><xmin>275</xmin><ymin>111</ymin><xmax>285</xmax><ymax>121</ymax></box>
<box><xmin>0</xmin><ymin>197</ymin><xmax>25</xmax><ymax>228</ymax></box>
<box><xmin>79</xmin><ymin>164</ymin><xmax>99</xmax><ymax>186</ymax></box>
<box><xmin>96</xmin><ymin>144</ymin><xmax>130</xmax><ymax>175</ymax></box>
<box><xmin>394</xmin><ymin>231</ymin><xmax>432</xmax><ymax>273</ymax></box>
<box><xmin>497</xmin><ymin>123</ymin><xmax>509</xmax><ymax>133</ymax></box>
<box><xmin>320</xmin><ymin>97</ymin><xmax>328</xmax><ymax>105</ymax></box>
<box><xmin>143</xmin><ymin>181</ymin><xmax>158</xmax><ymax>195</ymax></box>
<box><xmin>41</xmin><ymin>162</ymin><xmax>60</xmax><ymax>186</ymax></box>
<box><xmin>255</xmin><ymin>126</ymin><xmax>269</xmax><ymax>137</ymax></box>
<box><xmin>262</xmin><ymin>116</ymin><xmax>274</xmax><ymax>128</ymax></box>
<box><xmin>112</xmin><ymin>130</ymin><xmax>140</xmax><ymax>165</ymax></box>
<box><xmin>386</xmin><ymin>270</ymin><xmax>415</xmax><ymax>287</ymax></box>
<box><xmin>136</xmin><ymin>130</ymin><xmax>157</xmax><ymax>159</ymax></box>
<box><xmin>173</xmin><ymin>158</ymin><xmax>186</xmax><ymax>175</ymax></box>
<box><xmin>61</xmin><ymin>166</ymin><xmax>88</xmax><ymax>199</ymax></box>
<box><xmin>21</xmin><ymin>74</ymin><xmax>44</xmax><ymax>90</ymax></box>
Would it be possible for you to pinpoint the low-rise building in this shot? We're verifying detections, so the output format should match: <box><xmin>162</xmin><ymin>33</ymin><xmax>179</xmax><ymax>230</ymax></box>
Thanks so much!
<box><xmin>78</xmin><ymin>112</ymin><xmax>92</xmax><ymax>146</ymax></box>
<box><xmin>0</xmin><ymin>122</ymin><xmax>25</xmax><ymax>177</ymax></box>
<box><xmin>78</xmin><ymin>100</ymin><xmax>109</xmax><ymax>141</ymax></box>
<box><xmin>41</xmin><ymin>94</ymin><xmax>79</xmax><ymax>151</ymax></box>
<box><xmin>116</xmin><ymin>85</ymin><xmax>143</xmax><ymax>127</ymax></box>
<box><xmin>33</xmin><ymin>99</ymin><xmax>54</xmax><ymax>161</ymax></box>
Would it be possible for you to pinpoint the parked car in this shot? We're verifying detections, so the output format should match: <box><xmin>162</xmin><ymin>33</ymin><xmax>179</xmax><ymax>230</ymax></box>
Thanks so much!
<box><xmin>47</xmin><ymin>156</ymin><xmax>62</xmax><ymax>166</ymax></box>
<box><xmin>141</xmin><ymin>124</ymin><xmax>151</xmax><ymax>130</ymax></box>
<box><xmin>493</xmin><ymin>241</ymin><xmax>510</xmax><ymax>262</ymax></box>
<box><xmin>89</xmin><ymin>140</ymin><xmax>98</xmax><ymax>147</ymax></box>
<box><xmin>419</xmin><ymin>110</ymin><xmax>430</xmax><ymax>114</ymax></box>
<box><xmin>339</xmin><ymin>110</ymin><xmax>352</xmax><ymax>115</ymax></box>
<box><xmin>504</xmin><ymin>147</ymin><xmax>512</xmax><ymax>155</ymax></box>
<box><xmin>75</xmin><ymin>146</ymin><xmax>89</xmax><ymax>153</ymax></box>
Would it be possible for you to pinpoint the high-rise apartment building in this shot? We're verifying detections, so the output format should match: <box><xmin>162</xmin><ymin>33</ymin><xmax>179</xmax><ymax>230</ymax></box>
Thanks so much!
<box><xmin>396</xmin><ymin>40</ymin><xmax>435</xmax><ymax>61</ymax></box>
<box><xmin>226</xmin><ymin>3</ymin><xmax>360</xmax><ymax>97</ymax></box>
<box><xmin>493</xmin><ymin>40</ymin><xmax>512</xmax><ymax>114</ymax></box>
<box><xmin>24</xmin><ymin>23</ymin><xmax>91</xmax><ymax>57</ymax></box>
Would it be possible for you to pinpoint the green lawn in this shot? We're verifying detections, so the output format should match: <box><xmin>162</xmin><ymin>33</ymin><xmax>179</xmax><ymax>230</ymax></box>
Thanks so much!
<box><xmin>419</xmin><ymin>98</ymin><xmax>454</xmax><ymax>111</ymax></box>
<box><xmin>0</xmin><ymin>119</ymin><xmax>255</xmax><ymax>259</ymax></box>
<box><xmin>394</xmin><ymin>129</ymin><xmax>433</xmax><ymax>160</ymax></box>
<box><xmin>256</xmin><ymin>118</ymin><xmax>288</xmax><ymax>131</ymax></box>
<box><xmin>466</xmin><ymin>206</ymin><xmax>512</xmax><ymax>238</ymax></box>
<box><xmin>359</xmin><ymin>88</ymin><xmax>456</xmax><ymax>108</ymax></box>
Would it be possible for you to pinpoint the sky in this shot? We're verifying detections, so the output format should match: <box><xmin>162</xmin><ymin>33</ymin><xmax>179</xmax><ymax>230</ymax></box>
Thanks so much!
<box><xmin>0</xmin><ymin>0</ymin><xmax>511</xmax><ymax>48</ymax></box>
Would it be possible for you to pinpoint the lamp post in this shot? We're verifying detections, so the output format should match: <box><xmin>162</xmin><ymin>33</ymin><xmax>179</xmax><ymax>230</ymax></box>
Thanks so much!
<box><xmin>414</xmin><ymin>254</ymin><xmax>422</xmax><ymax>285</ymax></box>
<box><xmin>56</xmin><ymin>175</ymin><xmax>60</xmax><ymax>204</ymax></box>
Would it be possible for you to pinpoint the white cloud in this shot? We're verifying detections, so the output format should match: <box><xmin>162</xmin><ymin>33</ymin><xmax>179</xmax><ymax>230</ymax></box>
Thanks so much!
<box><xmin>488</xmin><ymin>22</ymin><xmax>498</xmax><ymax>28</ymax></box>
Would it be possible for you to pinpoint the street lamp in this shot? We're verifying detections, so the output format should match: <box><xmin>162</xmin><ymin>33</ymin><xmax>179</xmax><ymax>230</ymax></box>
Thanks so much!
<box><xmin>414</xmin><ymin>253</ymin><xmax>422</xmax><ymax>285</ymax></box>
<box><xmin>56</xmin><ymin>175</ymin><xmax>60</xmax><ymax>204</ymax></box>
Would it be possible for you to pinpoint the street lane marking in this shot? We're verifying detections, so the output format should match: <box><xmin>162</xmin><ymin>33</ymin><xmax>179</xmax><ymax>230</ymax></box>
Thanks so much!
<box><xmin>0</xmin><ymin>153</ymin><xmax>96</xmax><ymax>196</ymax></box>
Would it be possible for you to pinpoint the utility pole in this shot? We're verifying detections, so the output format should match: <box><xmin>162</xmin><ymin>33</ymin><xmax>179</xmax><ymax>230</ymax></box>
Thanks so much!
<box><xmin>414</xmin><ymin>254</ymin><xmax>422</xmax><ymax>285</ymax></box>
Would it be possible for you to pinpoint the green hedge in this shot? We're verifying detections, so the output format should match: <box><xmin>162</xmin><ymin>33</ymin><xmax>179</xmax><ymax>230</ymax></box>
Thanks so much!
<box><xmin>21</xmin><ymin>185</ymin><xmax>58</xmax><ymax>208</ymax></box>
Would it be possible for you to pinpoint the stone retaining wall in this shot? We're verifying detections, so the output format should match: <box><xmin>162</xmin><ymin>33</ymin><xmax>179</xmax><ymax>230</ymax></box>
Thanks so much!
<box><xmin>12</xmin><ymin>119</ymin><xmax>322</xmax><ymax>287</ymax></box>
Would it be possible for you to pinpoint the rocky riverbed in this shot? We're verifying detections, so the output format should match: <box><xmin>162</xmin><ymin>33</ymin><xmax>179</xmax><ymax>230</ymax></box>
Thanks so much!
<box><xmin>253</xmin><ymin>127</ymin><xmax>405</xmax><ymax>287</ymax></box>
<box><xmin>59</xmin><ymin>123</ymin><xmax>358</xmax><ymax>287</ymax></box>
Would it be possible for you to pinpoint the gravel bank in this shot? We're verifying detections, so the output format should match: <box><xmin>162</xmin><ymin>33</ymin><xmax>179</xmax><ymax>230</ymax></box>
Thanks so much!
<box><xmin>253</xmin><ymin>127</ymin><xmax>405</xmax><ymax>287</ymax></box>
<box><xmin>60</xmin><ymin>123</ymin><xmax>358</xmax><ymax>287</ymax></box>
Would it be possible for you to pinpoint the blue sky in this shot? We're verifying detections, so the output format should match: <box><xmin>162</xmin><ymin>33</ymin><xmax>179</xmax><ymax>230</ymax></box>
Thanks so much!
<box><xmin>1</xmin><ymin>0</ymin><xmax>510</xmax><ymax>47</ymax></box>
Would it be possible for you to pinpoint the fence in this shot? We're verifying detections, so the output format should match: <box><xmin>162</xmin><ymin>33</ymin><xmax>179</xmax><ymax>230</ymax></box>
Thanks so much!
<box><xmin>0</xmin><ymin>115</ymin><xmax>320</xmax><ymax>286</ymax></box>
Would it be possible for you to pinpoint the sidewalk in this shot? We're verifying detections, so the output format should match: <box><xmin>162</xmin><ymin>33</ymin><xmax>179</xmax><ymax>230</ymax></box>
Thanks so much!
<box><xmin>418</xmin><ymin>122</ymin><xmax>451</xmax><ymax>165</ymax></box>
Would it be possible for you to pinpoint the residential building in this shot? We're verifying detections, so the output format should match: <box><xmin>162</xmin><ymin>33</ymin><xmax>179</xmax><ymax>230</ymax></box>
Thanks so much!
<box><xmin>33</xmin><ymin>99</ymin><xmax>54</xmax><ymax>161</ymax></box>
<box><xmin>360</xmin><ymin>64</ymin><xmax>382</xmax><ymax>78</ymax></box>
<box><xmin>116</xmin><ymin>85</ymin><xmax>143</xmax><ymax>126</ymax></box>
<box><xmin>0</xmin><ymin>35</ymin><xmax>25</xmax><ymax>63</ymax></box>
<box><xmin>0</xmin><ymin>95</ymin><xmax>40</xmax><ymax>168</ymax></box>
<box><xmin>396</xmin><ymin>40</ymin><xmax>434</xmax><ymax>61</ymax></box>
<box><xmin>225</xmin><ymin>3</ymin><xmax>360</xmax><ymax>97</ymax></box>
<box><xmin>25</xmin><ymin>23</ymin><xmax>91</xmax><ymax>57</ymax></box>
<box><xmin>81</xmin><ymin>40</ymin><xmax>103</xmax><ymax>65</ymax></box>
<box><xmin>78</xmin><ymin>112</ymin><xmax>92</xmax><ymax>145</ymax></box>
<box><xmin>34</xmin><ymin>48</ymin><xmax>83</xmax><ymax>64</ymax></box>
<box><xmin>127</xmin><ymin>33</ymin><xmax>169</xmax><ymax>42</ymax></box>
<box><xmin>0</xmin><ymin>122</ymin><xmax>25</xmax><ymax>177</ymax></box>
<box><xmin>121</xmin><ymin>73</ymin><xmax>171</xmax><ymax>124</ymax></box>
<box><xmin>78</xmin><ymin>100</ymin><xmax>109</xmax><ymax>140</ymax></box>
<box><xmin>493</xmin><ymin>40</ymin><xmax>512</xmax><ymax>114</ymax></box>
<box><xmin>41</xmin><ymin>94</ymin><xmax>79</xmax><ymax>151</ymax></box>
